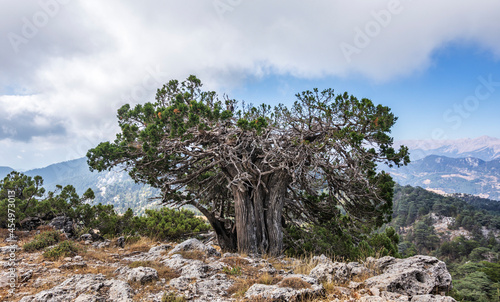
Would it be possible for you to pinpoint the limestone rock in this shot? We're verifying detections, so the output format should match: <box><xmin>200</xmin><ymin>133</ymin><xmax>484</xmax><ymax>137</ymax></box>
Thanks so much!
<box><xmin>49</xmin><ymin>216</ymin><xmax>74</xmax><ymax>235</ymax></box>
<box><xmin>149</xmin><ymin>244</ymin><xmax>172</xmax><ymax>254</ymax></box>
<box><xmin>20</xmin><ymin>270</ymin><xmax>33</xmax><ymax>282</ymax></box>
<box><xmin>127</xmin><ymin>266</ymin><xmax>159</xmax><ymax>284</ymax></box>
<box><xmin>0</xmin><ymin>271</ymin><xmax>15</xmax><ymax>288</ymax></box>
<box><xmin>363</xmin><ymin>255</ymin><xmax>452</xmax><ymax>296</ymax></box>
<box><xmin>20</xmin><ymin>217</ymin><xmax>42</xmax><ymax>231</ymax></box>
<box><xmin>18</xmin><ymin>273</ymin><xmax>134</xmax><ymax>302</ymax></box>
<box><xmin>168</xmin><ymin>238</ymin><xmax>220</xmax><ymax>257</ymax></box>
<box><xmin>107</xmin><ymin>279</ymin><xmax>134</xmax><ymax>302</ymax></box>
<box><xmin>74</xmin><ymin>294</ymin><xmax>99</xmax><ymax>302</ymax></box>
<box><xmin>80</xmin><ymin>234</ymin><xmax>92</xmax><ymax>241</ymax></box>
<box><xmin>93</xmin><ymin>239</ymin><xmax>111</xmax><ymax>249</ymax></box>
<box><xmin>245</xmin><ymin>273</ymin><xmax>324</xmax><ymax>301</ymax></box>
<box><xmin>169</xmin><ymin>276</ymin><xmax>192</xmax><ymax>291</ymax></box>
<box><xmin>187</xmin><ymin>273</ymin><xmax>235</xmax><ymax>301</ymax></box>
<box><xmin>59</xmin><ymin>262</ymin><xmax>87</xmax><ymax>270</ymax></box>
<box><xmin>115</xmin><ymin>236</ymin><xmax>125</xmax><ymax>248</ymax></box>
<box><xmin>359</xmin><ymin>297</ymin><xmax>386</xmax><ymax>302</ymax></box>
<box><xmin>309</xmin><ymin>260</ymin><xmax>350</xmax><ymax>283</ymax></box>
<box><xmin>411</xmin><ymin>294</ymin><xmax>457</xmax><ymax>302</ymax></box>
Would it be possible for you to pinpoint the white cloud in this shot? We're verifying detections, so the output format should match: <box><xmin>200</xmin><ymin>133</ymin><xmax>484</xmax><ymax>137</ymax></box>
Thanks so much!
<box><xmin>0</xmin><ymin>0</ymin><xmax>499</xmax><ymax>169</ymax></box>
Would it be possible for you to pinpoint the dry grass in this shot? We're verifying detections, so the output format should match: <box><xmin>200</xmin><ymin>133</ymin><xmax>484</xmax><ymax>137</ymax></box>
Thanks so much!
<box><xmin>279</xmin><ymin>277</ymin><xmax>312</xmax><ymax>290</ymax></box>
<box><xmin>128</xmin><ymin>260</ymin><xmax>180</xmax><ymax>281</ymax></box>
<box><xmin>227</xmin><ymin>278</ymin><xmax>257</xmax><ymax>298</ymax></box>
<box><xmin>222</xmin><ymin>256</ymin><xmax>250</xmax><ymax>267</ymax></box>
<box><xmin>175</xmin><ymin>250</ymin><xmax>206</xmax><ymax>262</ymax></box>
<box><xmin>256</xmin><ymin>273</ymin><xmax>282</xmax><ymax>285</ymax></box>
<box><xmin>128</xmin><ymin>237</ymin><xmax>156</xmax><ymax>253</ymax></box>
<box><xmin>81</xmin><ymin>249</ymin><xmax>115</xmax><ymax>262</ymax></box>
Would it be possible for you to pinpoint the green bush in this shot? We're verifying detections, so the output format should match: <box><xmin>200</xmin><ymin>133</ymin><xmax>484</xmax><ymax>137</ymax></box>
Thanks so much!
<box><xmin>223</xmin><ymin>266</ymin><xmax>242</xmax><ymax>276</ymax></box>
<box><xmin>285</xmin><ymin>217</ymin><xmax>400</xmax><ymax>261</ymax></box>
<box><xmin>131</xmin><ymin>207</ymin><xmax>211</xmax><ymax>240</ymax></box>
<box><xmin>23</xmin><ymin>231</ymin><xmax>60</xmax><ymax>252</ymax></box>
<box><xmin>43</xmin><ymin>240</ymin><xmax>80</xmax><ymax>260</ymax></box>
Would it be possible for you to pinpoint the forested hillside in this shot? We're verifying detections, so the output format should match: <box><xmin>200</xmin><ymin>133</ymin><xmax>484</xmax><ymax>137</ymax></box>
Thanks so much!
<box><xmin>386</xmin><ymin>155</ymin><xmax>500</xmax><ymax>200</ymax></box>
<box><xmin>390</xmin><ymin>185</ymin><xmax>500</xmax><ymax>301</ymax></box>
<box><xmin>0</xmin><ymin>158</ymin><xmax>160</xmax><ymax>215</ymax></box>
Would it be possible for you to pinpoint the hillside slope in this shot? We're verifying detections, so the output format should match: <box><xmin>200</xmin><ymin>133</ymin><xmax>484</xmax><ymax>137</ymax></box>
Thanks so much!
<box><xmin>386</xmin><ymin>155</ymin><xmax>500</xmax><ymax>200</ymax></box>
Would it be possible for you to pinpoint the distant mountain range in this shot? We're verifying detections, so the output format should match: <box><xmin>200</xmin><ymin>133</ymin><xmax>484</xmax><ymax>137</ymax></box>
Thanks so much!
<box><xmin>2</xmin><ymin>136</ymin><xmax>499</xmax><ymax>214</ymax></box>
<box><xmin>0</xmin><ymin>158</ymin><xmax>160</xmax><ymax>215</ymax></box>
<box><xmin>386</xmin><ymin>155</ymin><xmax>500</xmax><ymax>201</ymax></box>
<box><xmin>395</xmin><ymin>135</ymin><xmax>500</xmax><ymax>161</ymax></box>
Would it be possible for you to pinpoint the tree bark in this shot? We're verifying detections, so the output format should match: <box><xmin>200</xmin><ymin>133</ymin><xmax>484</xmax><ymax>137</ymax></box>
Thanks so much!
<box><xmin>193</xmin><ymin>204</ymin><xmax>237</xmax><ymax>252</ymax></box>
<box><xmin>233</xmin><ymin>185</ymin><xmax>259</xmax><ymax>254</ymax></box>
<box><xmin>231</xmin><ymin>172</ymin><xmax>290</xmax><ymax>256</ymax></box>
<box><xmin>265</xmin><ymin>172</ymin><xmax>289</xmax><ymax>256</ymax></box>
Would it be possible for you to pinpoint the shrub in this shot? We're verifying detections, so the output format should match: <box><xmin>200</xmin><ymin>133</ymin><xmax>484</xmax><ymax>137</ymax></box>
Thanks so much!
<box><xmin>43</xmin><ymin>240</ymin><xmax>80</xmax><ymax>260</ymax></box>
<box><xmin>223</xmin><ymin>266</ymin><xmax>242</xmax><ymax>276</ymax></box>
<box><xmin>23</xmin><ymin>230</ymin><xmax>60</xmax><ymax>252</ymax></box>
<box><xmin>256</xmin><ymin>273</ymin><xmax>281</xmax><ymax>285</ymax></box>
<box><xmin>131</xmin><ymin>208</ymin><xmax>211</xmax><ymax>240</ymax></box>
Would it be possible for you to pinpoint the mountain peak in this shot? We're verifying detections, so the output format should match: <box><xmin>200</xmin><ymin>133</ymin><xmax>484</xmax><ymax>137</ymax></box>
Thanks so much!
<box><xmin>395</xmin><ymin>136</ymin><xmax>500</xmax><ymax>161</ymax></box>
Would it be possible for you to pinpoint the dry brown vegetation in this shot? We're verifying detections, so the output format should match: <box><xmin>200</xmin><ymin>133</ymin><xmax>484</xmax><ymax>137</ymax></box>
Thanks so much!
<box><xmin>173</xmin><ymin>250</ymin><xmax>206</xmax><ymax>262</ymax></box>
<box><xmin>279</xmin><ymin>277</ymin><xmax>312</xmax><ymax>290</ymax></box>
<box><xmin>128</xmin><ymin>260</ymin><xmax>180</xmax><ymax>281</ymax></box>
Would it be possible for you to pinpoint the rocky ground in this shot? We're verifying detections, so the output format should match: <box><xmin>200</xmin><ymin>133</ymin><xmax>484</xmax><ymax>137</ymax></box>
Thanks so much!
<box><xmin>0</xmin><ymin>230</ymin><xmax>457</xmax><ymax>302</ymax></box>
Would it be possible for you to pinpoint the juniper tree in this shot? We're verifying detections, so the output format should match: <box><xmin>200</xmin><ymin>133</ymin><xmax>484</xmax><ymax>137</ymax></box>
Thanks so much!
<box><xmin>87</xmin><ymin>75</ymin><xmax>409</xmax><ymax>256</ymax></box>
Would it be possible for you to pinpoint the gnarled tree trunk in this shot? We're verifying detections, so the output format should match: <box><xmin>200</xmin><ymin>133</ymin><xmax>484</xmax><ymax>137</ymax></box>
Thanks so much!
<box><xmin>194</xmin><ymin>204</ymin><xmax>237</xmax><ymax>252</ymax></box>
<box><xmin>232</xmin><ymin>171</ymin><xmax>290</xmax><ymax>256</ymax></box>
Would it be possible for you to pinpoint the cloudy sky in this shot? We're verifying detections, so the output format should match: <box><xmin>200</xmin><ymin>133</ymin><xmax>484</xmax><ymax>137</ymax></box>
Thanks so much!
<box><xmin>1</xmin><ymin>0</ymin><xmax>500</xmax><ymax>170</ymax></box>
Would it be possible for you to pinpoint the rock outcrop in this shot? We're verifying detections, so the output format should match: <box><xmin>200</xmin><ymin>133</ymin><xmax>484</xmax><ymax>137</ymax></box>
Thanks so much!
<box><xmin>1</xmin><ymin>236</ymin><xmax>457</xmax><ymax>302</ymax></box>
<box><xmin>19</xmin><ymin>274</ymin><xmax>134</xmax><ymax>302</ymax></box>
<box><xmin>362</xmin><ymin>255</ymin><xmax>452</xmax><ymax>296</ymax></box>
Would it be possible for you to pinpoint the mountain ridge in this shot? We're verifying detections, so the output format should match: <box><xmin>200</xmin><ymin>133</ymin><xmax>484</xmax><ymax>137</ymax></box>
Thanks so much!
<box><xmin>386</xmin><ymin>154</ymin><xmax>500</xmax><ymax>201</ymax></box>
<box><xmin>395</xmin><ymin>135</ymin><xmax>500</xmax><ymax>161</ymax></box>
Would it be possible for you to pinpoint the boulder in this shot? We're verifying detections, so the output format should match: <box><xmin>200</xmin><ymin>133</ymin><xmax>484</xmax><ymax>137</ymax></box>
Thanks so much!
<box><xmin>120</xmin><ymin>244</ymin><xmax>172</xmax><ymax>263</ymax></box>
<box><xmin>49</xmin><ymin>216</ymin><xmax>74</xmax><ymax>236</ymax></box>
<box><xmin>18</xmin><ymin>273</ymin><xmax>133</xmax><ymax>302</ymax></box>
<box><xmin>93</xmin><ymin>239</ymin><xmax>111</xmax><ymax>249</ymax></box>
<box><xmin>107</xmin><ymin>279</ymin><xmax>134</xmax><ymax>302</ymax></box>
<box><xmin>245</xmin><ymin>274</ymin><xmax>324</xmax><ymax>301</ymax></box>
<box><xmin>309</xmin><ymin>260</ymin><xmax>350</xmax><ymax>283</ymax></box>
<box><xmin>411</xmin><ymin>294</ymin><xmax>457</xmax><ymax>302</ymax></box>
<box><xmin>80</xmin><ymin>233</ymin><xmax>92</xmax><ymax>241</ymax></box>
<box><xmin>363</xmin><ymin>255</ymin><xmax>452</xmax><ymax>296</ymax></box>
<box><xmin>20</xmin><ymin>270</ymin><xmax>33</xmax><ymax>283</ymax></box>
<box><xmin>127</xmin><ymin>266</ymin><xmax>159</xmax><ymax>284</ymax></box>
<box><xmin>169</xmin><ymin>276</ymin><xmax>192</xmax><ymax>291</ymax></box>
<box><xmin>0</xmin><ymin>271</ymin><xmax>16</xmax><ymax>288</ymax></box>
<box><xmin>149</xmin><ymin>244</ymin><xmax>172</xmax><ymax>254</ymax></box>
<box><xmin>168</xmin><ymin>238</ymin><xmax>220</xmax><ymax>257</ymax></box>
<box><xmin>59</xmin><ymin>262</ymin><xmax>87</xmax><ymax>270</ymax></box>
<box><xmin>19</xmin><ymin>217</ymin><xmax>42</xmax><ymax>231</ymax></box>
<box><xmin>115</xmin><ymin>236</ymin><xmax>125</xmax><ymax>248</ymax></box>
<box><xmin>188</xmin><ymin>273</ymin><xmax>235</xmax><ymax>301</ymax></box>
